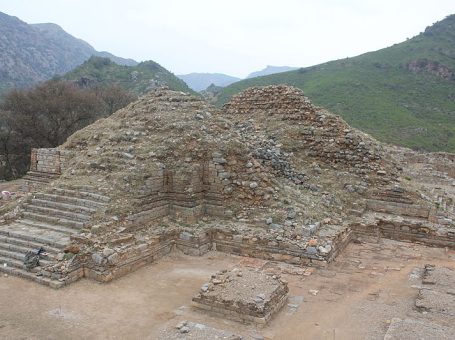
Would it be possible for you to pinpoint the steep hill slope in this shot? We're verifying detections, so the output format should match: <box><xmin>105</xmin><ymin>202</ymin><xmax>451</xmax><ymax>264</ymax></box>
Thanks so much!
<box><xmin>31</xmin><ymin>23</ymin><xmax>137</xmax><ymax>67</ymax></box>
<box><xmin>0</xmin><ymin>11</ymin><xmax>136</xmax><ymax>97</ymax></box>
<box><xmin>217</xmin><ymin>15</ymin><xmax>455</xmax><ymax>152</ymax></box>
<box><xmin>62</xmin><ymin>57</ymin><xmax>193</xmax><ymax>95</ymax></box>
<box><xmin>177</xmin><ymin>73</ymin><xmax>240</xmax><ymax>91</ymax></box>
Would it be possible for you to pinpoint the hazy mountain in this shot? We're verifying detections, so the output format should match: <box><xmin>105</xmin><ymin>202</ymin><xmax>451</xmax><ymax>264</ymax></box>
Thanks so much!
<box><xmin>217</xmin><ymin>15</ymin><xmax>455</xmax><ymax>152</ymax></box>
<box><xmin>177</xmin><ymin>73</ymin><xmax>241</xmax><ymax>92</ymax></box>
<box><xmin>62</xmin><ymin>56</ymin><xmax>193</xmax><ymax>95</ymax></box>
<box><xmin>32</xmin><ymin>23</ymin><xmax>137</xmax><ymax>67</ymax></box>
<box><xmin>246</xmin><ymin>65</ymin><xmax>299</xmax><ymax>79</ymax></box>
<box><xmin>0</xmin><ymin>11</ymin><xmax>136</xmax><ymax>97</ymax></box>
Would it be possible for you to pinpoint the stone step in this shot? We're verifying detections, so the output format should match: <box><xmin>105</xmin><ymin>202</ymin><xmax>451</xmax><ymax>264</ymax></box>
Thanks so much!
<box><xmin>16</xmin><ymin>218</ymin><xmax>77</xmax><ymax>235</ymax></box>
<box><xmin>0</xmin><ymin>253</ymin><xmax>52</xmax><ymax>271</ymax></box>
<box><xmin>24</xmin><ymin>170</ymin><xmax>59</xmax><ymax>179</ymax></box>
<box><xmin>17</xmin><ymin>218</ymin><xmax>80</xmax><ymax>237</ymax></box>
<box><xmin>0</xmin><ymin>235</ymin><xmax>61</xmax><ymax>254</ymax></box>
<box><xmin>24</xmin><ymin>177</ymin><xmax>53</xmax><ymax>184</ymax></box>
<box><xmin>23</xmin><ymin>204</ymin><xmax>91</xmax><ymax>222</ymax></box>
<box><xmin>0</xmin><ymin>248</ymin><xmax>53</xmax><ymax>266</ymax></box>
<box><xmin>30</xmin><ymin>198</ymin><xmax>97</xmax><ymax>214</ymax></box>
<box><xmin>50</xmin><ymin>188</ymin><xmax>110</xmax><ymax>203</ymax></box>
<box><xmin>34</xmin><ymin>193</ymin><xmax>106</xmax><ymax>209</ymax></box>
<box><xmin>0</xmin><ymin>238</ymin><xmax>60</xmax><ymax>256</ymax></box>
<box><xmin>0</xmin><ymin>263</ymin><xmax>64</xmax><ymax>289</ymax></box>
<box><xmin>0</xmin><ymin>224</ymin><xmax>69</xmax><ymax>249</ymax></box>
<box><xmin>22</xmin><ymin>211</ymin><xmax>85</xmax><ymax>229</ymax></box>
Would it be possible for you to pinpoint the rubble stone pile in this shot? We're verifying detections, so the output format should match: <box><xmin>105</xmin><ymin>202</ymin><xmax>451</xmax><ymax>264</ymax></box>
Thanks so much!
<box><xmin>223</xmin><ymin>85</ymin><xmax>395</xmax><ymax>179</ymax></box>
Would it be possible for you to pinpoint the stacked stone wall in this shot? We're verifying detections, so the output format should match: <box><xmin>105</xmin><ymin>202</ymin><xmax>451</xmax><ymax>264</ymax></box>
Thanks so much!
<box><xmin>126</xmin><ymin>157</ymin><xmax>230</xmax><ymax>225</ymax></box>
<box><xmin>30</xmin><ymin>148</ymin><xmax>71</xmax><ymax>174</ymax></box>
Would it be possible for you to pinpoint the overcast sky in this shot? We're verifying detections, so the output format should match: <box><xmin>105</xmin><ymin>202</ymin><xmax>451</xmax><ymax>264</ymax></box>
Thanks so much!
<box><xmin>1</xmin><ymin>1</ymin><xmax>454</xmax><ymax>78</ymax></box>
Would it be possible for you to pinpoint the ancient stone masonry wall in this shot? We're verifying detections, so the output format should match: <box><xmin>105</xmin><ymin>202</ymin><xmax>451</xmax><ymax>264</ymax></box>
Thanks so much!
<box><xmin>30</xmin><ymin>148</ymin><xmax>71</xmax><ymax>174</ymax></box>
<box><xmin>126</xmin><ymin>157</ymin><xmax>229</xmax><ymax>225</ymax></box>
<box><xmin>223</xmin><ymin>85</ymin><xmax>393</xmax><ymax>178</ymax></box>
<box><xmin>353</xmin><ymin>219</ymin><xmax>455</xmax><ymax>249</ymax></box>
<box><xmin>55</xmin><ymin>223</ymin><xmax>355</xmax><ymax>286</ymax></box>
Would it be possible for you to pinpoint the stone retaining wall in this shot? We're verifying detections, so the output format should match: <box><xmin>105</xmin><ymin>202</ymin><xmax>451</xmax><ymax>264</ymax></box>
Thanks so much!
<box><xmin>352</xmin><ymin>219</ymin><xmax>455</xmax><ymax>249</ymax></box>
<box><xmin>126</xmin><ymin>158</ymin><xmax>230</xmax><ymax>225</ymax></box>
<box><xmin>57</xmin><ymin>224</ymin><xmax>356</xmax><ymax>285</ymax></box>
<box><xmin>30</xmin><ymin>148</ymin><xmax>71</xmax><ymax>174</ymax></box>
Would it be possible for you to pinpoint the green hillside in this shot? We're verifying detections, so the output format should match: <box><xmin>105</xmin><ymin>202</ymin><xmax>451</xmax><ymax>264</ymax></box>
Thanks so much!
<box><xmin>62</xmin><ymin>56</ymin><xmax>194</xmax><ymax>95</ymax></box>
<box><xmin>217</xmin><ymin>15</ymin><xmax>455</xmax><ymax>152</ymax></box>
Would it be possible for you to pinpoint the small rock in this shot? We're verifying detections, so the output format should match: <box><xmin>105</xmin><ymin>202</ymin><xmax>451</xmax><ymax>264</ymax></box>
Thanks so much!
<box><xmin>176</xmin><ymin>320</ymin><xmax>188</xmax><ymax>329</ymax></box>
<box><xmin>249</xmin><ymin>181</ymin><xmax>258</xmax><ymax>189</ymax></box>
<box><xmin>266</xmin><ymin>217</ymin><xmax>273</xmax><ymax>225</ymax></box>
<box><xmin>306</xmin><ymin>247</ymin><xmax>317</xmax><ymax>255</ymax></box>
<box><xmin>91</xmin><ymin>253</ymin><xmax>104</xmax><ymax>265</ymax></box>
<box><xmin>64</xmin><ymin>244</ymin><xmax>80</xmax><ymax>254</ymax></box>
<box><xmin>103</xmin><ymin>248</ymin><xmax>115</xmax><ymax>257</ymax></box>
<box><xmin>287</xmin><ymin>209</ymin><xmax>296</xmax><ymax>219</ymax></box>
<box><xmin>107</xmin><ymin>253</ymin><xmax>119</xmax><ymax>265</ymax></box>
<box><xmin>309</xmin><ymin>289</ymin><xmax>319</xmax><ymax>296</ymax></box>
<box><xmin>179</xmin><ymin>326</ymin><xmax>190</xmax><ymax>334</ymax></box>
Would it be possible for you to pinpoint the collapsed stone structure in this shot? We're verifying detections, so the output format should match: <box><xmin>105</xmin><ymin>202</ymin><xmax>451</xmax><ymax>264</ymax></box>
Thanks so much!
<box><xmin>223</xmin><ymin>86</ymin><xmax>393</xmax><ymax>179</ymax></box>
<box><xmin>0</xmin><ymin>85</ymin><xmax>453</xmax><ymax>292</ymax></box>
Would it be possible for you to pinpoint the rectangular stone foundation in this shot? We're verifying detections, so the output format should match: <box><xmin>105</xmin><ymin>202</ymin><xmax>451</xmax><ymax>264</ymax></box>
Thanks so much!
<box><xmin>192</xmin><ymin>268</ymin><xmax>289</xmax><ymax>325</ymax></box>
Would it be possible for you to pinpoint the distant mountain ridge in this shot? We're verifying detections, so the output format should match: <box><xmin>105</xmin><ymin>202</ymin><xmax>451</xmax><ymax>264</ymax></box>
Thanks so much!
<box><xmin>0</xmin><ymin>11</ymin><xmax>137</xmax><ymax>97</ymax></box>
<box><xmin>177</xmin><ymin>73</ymin><xmax>240</xmax><ymax>91</ymax></box>
<box><xmin>216</xmin><ymin>15</ymin><xmax>455</xmax><ymax>152</ymax></box>
<box><xmin>178</xmin><ymin>66</ymin><xmax>299</xmax><ymax>92</ymax></box>
<box><xmin>246</xmin><ymin>65</ymin><xmax>299</xmax><ymax>79</ymax></box>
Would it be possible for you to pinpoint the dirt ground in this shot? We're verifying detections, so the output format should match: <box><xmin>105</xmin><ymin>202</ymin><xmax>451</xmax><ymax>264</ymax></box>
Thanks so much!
<box><xmin>0</xmin><ymin>238</ymin><xmax>454</xmax><ymax>340</ymax></box>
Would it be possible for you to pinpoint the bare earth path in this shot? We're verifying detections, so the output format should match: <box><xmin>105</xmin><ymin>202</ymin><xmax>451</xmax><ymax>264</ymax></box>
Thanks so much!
<box><xmin>0</xmin><ymin>240</ymin><xmax>454</xmax><ymax>340</ymax></box>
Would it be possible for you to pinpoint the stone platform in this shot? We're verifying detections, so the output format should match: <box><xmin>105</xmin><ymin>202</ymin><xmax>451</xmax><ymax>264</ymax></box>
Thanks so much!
<box><xmin>192</xmin><ymin>267</ymin><xmax>288</xmax><ymax>324</ymax></box>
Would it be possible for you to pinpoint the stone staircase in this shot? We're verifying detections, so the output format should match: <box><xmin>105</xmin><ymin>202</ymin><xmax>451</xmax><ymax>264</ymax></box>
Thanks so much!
<box><xmin>21</xmin><ymin>170</ymin><xmax>60</xmax><ymax>192</ymax></box>
<box><xmin>0</xmin><ymin>186</ymin><xmax>110</xmax><ymax>288</ymax></box>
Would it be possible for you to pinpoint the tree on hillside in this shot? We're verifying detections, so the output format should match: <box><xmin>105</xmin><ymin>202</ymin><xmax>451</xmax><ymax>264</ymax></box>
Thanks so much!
<box><xmin>0</xmin><ymin>80</ymin><xmax>136</xmax><ymax>179</ymax></box>
<box><xmin>94</xmin><ymin>85</ymin><xmax>136</xmax><ymax>115</ymax></box>
<box><xmin>3</xmin><ymin>81</ymin><xmax>105</xmax><ymax>146</ymax></box>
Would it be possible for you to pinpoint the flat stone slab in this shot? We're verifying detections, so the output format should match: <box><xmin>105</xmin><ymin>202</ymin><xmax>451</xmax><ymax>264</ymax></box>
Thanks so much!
<box><xmin>422</xmin><ymin>265</ymin><xmax>455</xmax><ymax>288</ymax></box>
<box><xmin>416</xmin><ymin>264</ymin><xmax>455</xmax><ymax>316</ymax></box>
<box><xmin>384</xmin><ymin>318</ymin><xmax>455</xmax><ymax>340</ymax></box>
<box><xmin>416</xmin><ymin>288</ymin><xmax>455</xmax><ymax>316</ymax></box>
<box><xmin>192</xmin><ymin>267</ymin><xmax>288</xmax><ymax>324</ymax></box>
